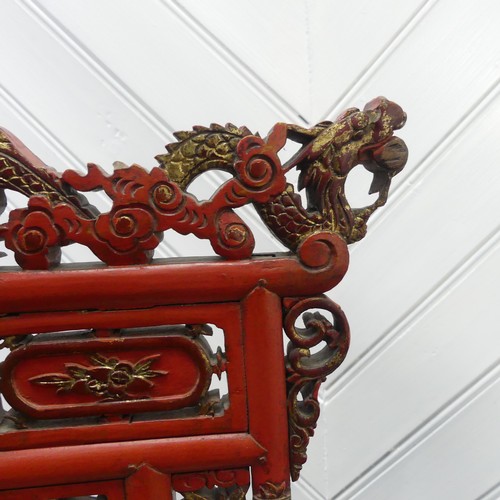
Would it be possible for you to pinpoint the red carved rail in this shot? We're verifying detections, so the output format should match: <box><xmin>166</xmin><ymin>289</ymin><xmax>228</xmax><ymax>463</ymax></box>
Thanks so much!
<box><xmin>0</xmin><ymin>97</ymin><xmax>407</xmax><ymax>499</ymax></box>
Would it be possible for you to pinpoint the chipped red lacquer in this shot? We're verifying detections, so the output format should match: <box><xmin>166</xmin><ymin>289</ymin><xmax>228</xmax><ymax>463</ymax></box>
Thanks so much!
<box><xmin>0</xmin><ymin>98</ymin><xmax>407</xmax><ymax>499</ymax></box>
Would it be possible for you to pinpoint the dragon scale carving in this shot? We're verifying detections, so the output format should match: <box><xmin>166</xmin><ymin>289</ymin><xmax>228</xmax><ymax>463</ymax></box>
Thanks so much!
<box><xmin>157</xmin><ymin>96</ymin><xmax>408</xmax><ymax>249</ymax></box>
<box><xmin>0</xmin><ymin>97</ymin><xmax>407</xmax><ymax>269</ymax></box>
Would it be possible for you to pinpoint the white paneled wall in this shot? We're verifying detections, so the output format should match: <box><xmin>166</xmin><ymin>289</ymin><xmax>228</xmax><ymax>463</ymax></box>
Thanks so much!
<box><xmin>1</xmin><ymin>1</ymin><xmax>499</xmax><ymax>498</ymax></box>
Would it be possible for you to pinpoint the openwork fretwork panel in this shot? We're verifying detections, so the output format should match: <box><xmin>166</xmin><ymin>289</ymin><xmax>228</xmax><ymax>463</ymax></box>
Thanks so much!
<box><xmin>0</xmin><ymin>97</ymin><xmax>407</xmax><ymax>499</ymax></box>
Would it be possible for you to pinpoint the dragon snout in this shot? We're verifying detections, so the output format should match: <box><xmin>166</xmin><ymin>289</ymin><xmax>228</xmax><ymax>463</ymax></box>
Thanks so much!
<box><xmin>364</xmin><ymin>97</ymin><xmax>407</xmax><ymax>130</ymax></box>
<box><xmin>359</xmin><ymin>136</ymin><xmax>409</xmax><ymax>194</ymax></box>
<box><xmin>388</xmin><ymin>105</ymin><xmax>407</xmax><ymax>130</ymax></box>
<box><xmin>371</xmin><ymin>136</ymin><xmax>408</xmax><ymax>173</ymax></box>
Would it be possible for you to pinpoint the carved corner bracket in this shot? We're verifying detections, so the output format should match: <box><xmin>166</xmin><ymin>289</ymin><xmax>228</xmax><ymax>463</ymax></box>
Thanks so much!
<box><xmin>283</xmin><ymin>296</ymin><xmax>350</xmax><ymax>481</ymax></box>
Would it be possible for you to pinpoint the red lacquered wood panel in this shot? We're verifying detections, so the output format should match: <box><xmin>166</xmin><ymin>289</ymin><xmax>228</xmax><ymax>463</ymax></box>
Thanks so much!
<box><xmin>0</xmin><ymin>434</ymin><xmax>265</xmax><ymax>490</ymax></box>
<box><xmin>1</xmin><ymin>334</ymin><xmax>212</xmax><ymax>419</ymax></box>
<box><xmin>0</xmin><ymin>248</ymin><xmax>348</xmax><ymax>315</ymax></box>
<box><xmin>0</xmin><ymin>302</ymin><xmax>248</xmax><ymax>451</ymax></box>
<box><xmin>125</xmin><ymin>465</ymin><xmax>173</xmax><ymax>500</ymax></box>
<box><xmin>0</xmin><ymin>479</ymin><xmax>124</xmax><ymax>500</ymax></box>
<box><xmin>0</xmin><ymin>98</ymin><xmax>407</xmax><ymax>497</ymax></box>
<box><xmin>243</xmin><ymin>286</ymin><xmax>292</xmax><ymax>496</ymax></box>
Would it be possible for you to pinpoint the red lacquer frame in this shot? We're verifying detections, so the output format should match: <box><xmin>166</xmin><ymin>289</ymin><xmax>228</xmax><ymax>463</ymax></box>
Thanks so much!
<box><xmin>0</xmin><ymin>98</ymin><xmax>407</xmax><ymax>498</ymax></box>
<box><xmin>0</xmin><ymin>248</ymin><xmax>347</xmax><ymax>499</ymax></box>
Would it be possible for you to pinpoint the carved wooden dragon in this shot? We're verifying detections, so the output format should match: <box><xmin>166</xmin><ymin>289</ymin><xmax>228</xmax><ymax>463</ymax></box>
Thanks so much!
<box><xmin>0</xmin><ymin>98</ymin><xmax>408</xmax><ymax>493</ymax></box>
<box><xmin>0</xmin><ymin>97</ymin><xmax>407</xmax><ymax>268</ymax></box>
<box><xmin>156</xmin><ymin>96</ymin><xmax>408</xmax><ymax>249</ymax></box>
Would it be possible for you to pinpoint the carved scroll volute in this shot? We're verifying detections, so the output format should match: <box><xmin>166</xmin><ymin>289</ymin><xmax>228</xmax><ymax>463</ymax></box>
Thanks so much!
<box><xmin>283</xmin><ymin>296</ymin><xmax>350</xmax><ymax>481</ymax></box>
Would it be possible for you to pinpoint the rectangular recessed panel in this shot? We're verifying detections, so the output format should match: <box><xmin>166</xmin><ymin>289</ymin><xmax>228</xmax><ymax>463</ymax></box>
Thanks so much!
<box><xmin>0</xmin><ymin>302</ymin><xmax>247</xmax><ymax>451</ymax></box>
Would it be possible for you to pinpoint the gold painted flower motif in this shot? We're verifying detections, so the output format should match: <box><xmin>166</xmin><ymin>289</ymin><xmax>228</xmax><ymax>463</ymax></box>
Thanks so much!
<box><xmin>30</xmin><ymin>354</ymin><xmax>167</xmax><ymax>401</ymax></box>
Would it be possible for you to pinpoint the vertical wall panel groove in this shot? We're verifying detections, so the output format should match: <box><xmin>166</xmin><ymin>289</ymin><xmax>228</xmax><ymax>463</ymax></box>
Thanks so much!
<box><xmin>325</xmin><ymin>79</ymin><xmax>500</xmax><ymax>394</ymax></box>
<box><xmin>165</xmin><ymin>0</ymin><xmax>307</xmax><ymax>123</ymax></box>
<box><xmin>334</xmin><ymin>358</ymin><xmax>500</xmax><ymax>499</ymax></box>
<box><xmin>1</xmin><ymin>2</ymin><xmax>498</xmax><ymax>498</ymax></box>
<box><xmin>319</xmin><ymin>0</ymin><xmax>436</xmax><ymax>122</ymax></box>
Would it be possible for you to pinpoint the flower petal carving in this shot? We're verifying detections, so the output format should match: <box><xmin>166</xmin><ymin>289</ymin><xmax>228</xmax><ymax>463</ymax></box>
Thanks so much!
<box><xmin>30</xmin><ymin>353</ymin><xmax>167</xmax><ymax>401</ymax></box>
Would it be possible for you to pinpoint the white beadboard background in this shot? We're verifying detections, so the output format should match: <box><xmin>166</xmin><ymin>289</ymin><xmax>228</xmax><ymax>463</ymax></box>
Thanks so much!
<box><xmin>1</xmin><ymin>1</ymin><xmax>499</xmax><ymax>499</ymax></box>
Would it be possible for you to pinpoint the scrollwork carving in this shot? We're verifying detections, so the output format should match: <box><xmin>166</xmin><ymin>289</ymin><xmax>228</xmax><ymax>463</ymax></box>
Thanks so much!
<box><xmin>0</xmin><ymin>336</ymin><xmax>24</xmax><ymax>350</ymax></box>
<box><xmin>253</xmin><ymin>481</ymin><xmax>291</xmax><ymax>500</ymax></box>
<box><xmin>158</xmin><ymin>97</ymin><xmax>407</xmax><ymax>250</ymax></box>
<box><xmin>173</xmin><ymin>468</ymin><xmax>250</xmax><ymax>500</ymax></box>
<box><xmin>0</xmin><ymin>97</ymin><xmax>407</xmax><ymax>269</ymax></box>
<box><xmin>283</xmin><ymin>296</ymin><xmax>350</xmax><ymax>481</ymax></box>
